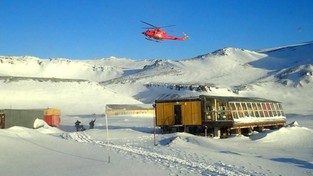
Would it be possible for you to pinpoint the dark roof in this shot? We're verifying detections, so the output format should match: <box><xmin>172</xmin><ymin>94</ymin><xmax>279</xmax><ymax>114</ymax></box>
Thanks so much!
<box><xmin>155</xmin><ymin>96</ymin><xmax>201</xmax><ymax>103</ymax></box>
<box><xmin>201</xmin><ymin>95</ymin><xmax>281</xmax><ymax>103</ymax></box>
<box><xmin>155</xmin><ymin>95</ymin><xmax>281</xmax><ymax>103</ymax></box>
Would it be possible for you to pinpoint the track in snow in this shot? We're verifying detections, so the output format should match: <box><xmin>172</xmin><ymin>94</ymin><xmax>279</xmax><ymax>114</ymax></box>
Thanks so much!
<box><xmin>63</xmin><ymin>132</ymin><xmax>263</xmax><ymax>176</ymax></box>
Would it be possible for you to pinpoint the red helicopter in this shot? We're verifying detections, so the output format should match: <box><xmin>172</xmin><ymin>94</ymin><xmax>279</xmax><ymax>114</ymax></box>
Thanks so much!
<box><xmin>141</xmin><ymin>21</ymin><xmax>188</xmax><ymax>42</ymax></box>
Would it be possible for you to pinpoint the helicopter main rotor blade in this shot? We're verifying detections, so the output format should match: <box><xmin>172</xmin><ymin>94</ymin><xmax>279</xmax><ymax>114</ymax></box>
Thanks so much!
<box><xmin>141</xmin><ymin>21</ymin><xmax>158</xmax><ymax>28</ymax></box>
<box><xmin>159</xmin><ymin>25</ymin><xmax>176</xmax><ymax>28</ymax></box>
<box><xmin>142</xmin><ymin>27</ymin><xmax>155</xmax><ymax>29</ymax></box>
<box><xmin>141</xmin><ymin>21</ymin><xmax>176</xmax><ymax>29</ymax></box>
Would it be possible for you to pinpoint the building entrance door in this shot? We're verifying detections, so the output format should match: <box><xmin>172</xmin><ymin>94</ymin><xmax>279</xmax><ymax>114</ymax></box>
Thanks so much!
<box><xmin>174</xmin><ymin>105</ymin><xmax>182</xmax><ymax>125</ymax></box>
<box><xmin>0</xmin><ymin>113</ymin><xmax>5</xmax><ymax>129</ymax></box>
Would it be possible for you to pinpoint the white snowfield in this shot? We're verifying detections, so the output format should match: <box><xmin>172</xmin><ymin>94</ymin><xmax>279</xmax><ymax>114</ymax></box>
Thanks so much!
<box><xmin>0</xmin><ymin>41</ymin><xmax>313</xmax><ymax>175</ymax></box>
<box><xmin>1</xmin><ymin>116</ymin><xmax>312</xmax><ymax>176</ymax></box>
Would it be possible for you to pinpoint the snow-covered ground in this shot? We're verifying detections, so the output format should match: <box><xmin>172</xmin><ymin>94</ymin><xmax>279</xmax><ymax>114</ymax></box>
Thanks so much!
<box><xmin>0</xmin><ymin>41</ymin><xmax>313</xmax><ymax>175</ymax></box>
<box><xmin>1</xmin><ymin>114</ymin><xmax>312</xmax><ymax>176</ymax></box>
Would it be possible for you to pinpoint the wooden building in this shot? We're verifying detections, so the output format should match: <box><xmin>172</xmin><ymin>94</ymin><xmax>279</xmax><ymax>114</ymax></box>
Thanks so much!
<box><xmin>154</xmin><ymin>95</ymin><xmax>286</xmax><ymax>137</ymax></box>
<box><xmin>0</xmin><ymin>108</ymin><xmax>60</xmax><ymax>129</ymax></box>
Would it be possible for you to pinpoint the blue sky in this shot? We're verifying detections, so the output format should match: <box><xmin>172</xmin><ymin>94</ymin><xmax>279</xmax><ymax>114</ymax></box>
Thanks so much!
<box><xmin>0</xmin><ymin>0</ymin><xmax>312</xmax><ymax>60</ymax></box>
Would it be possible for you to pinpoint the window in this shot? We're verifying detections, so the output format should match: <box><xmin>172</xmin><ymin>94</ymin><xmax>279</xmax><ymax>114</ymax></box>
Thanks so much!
<box><xmin>274</xmin><ymin>103</ymin><xmax>282</xmax><ymax>116</ymax></box>
<box><xmin>273</xmin><ymin>103</ymin><xmax>279</xmax><ymax>116</ymax></box>
<box><xmin>262</xmin><ymin>103</ymin><xmax>269</xmax><ymax>117</ymax></box>
<box><xmin>272</xmin><ymin>103</ymin><xmax>277</xmax><ymax>116</ymax></box>
<box><xmin>241</xmin><ymin>103</ymin><xmax>249</xmax><ymax>117</ymax></box>
<box><xmin>229</xmin><ymin>102</ymin><xmax>238</xmax><ymax>119</ymax></box>
<box><xmin>232</xmin><ymin>111</ymin><xmax>238</xmax><ymax>119</ymax></box>
<box><xmin>236</xmin><ymin>103</ymin><xmax>244</xmax><ymax>118</ymax></box>
<box><xmin>247</xmin><ymin>102</ymin><xmax>255</xmax><ymax>116</ymax></box>
<box><xmin>229</xmin><ymin>103</ymin><xmax>236</xmax><ymax>111</ymax></box>
<box><xmin>252</xmin><ymin>103</ymin><xmax>260</xmax><ymax>117</ymax></box>
<box><xmin>277</xmin><ymin>103</ymin><xmax>285</xmax><ymax>116</ymax></box>
<box><xmin>257</xmin><ymin>103</ymin><xmax>264</xmax><ymax>117</ymax></box>
<box><xmin>205</xmin><ymin>103</ymin><xmax>213</xmax><ymax>121</ymax></box>
<box><xmin>217</xmin><ymin>102</ymin><xmax>230</xmax><ymax>120</ymax></box>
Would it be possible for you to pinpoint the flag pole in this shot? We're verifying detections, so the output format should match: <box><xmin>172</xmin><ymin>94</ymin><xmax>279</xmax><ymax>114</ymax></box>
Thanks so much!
<box><xmin>105</xmin><ymin>105</ymin><xmax>111</xmax><ymax>163</ymax></box>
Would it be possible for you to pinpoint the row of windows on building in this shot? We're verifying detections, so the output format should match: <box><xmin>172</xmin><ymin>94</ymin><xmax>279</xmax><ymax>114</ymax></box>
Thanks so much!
<box><xmin>207</xmin><ymin>102</ymin><xmax>285</xmax><ymax>120</ymax></box>
<box><xmin>228</xmin><ymin>102</ymin><xmax>284</xmax><ymax>119</ymax></box>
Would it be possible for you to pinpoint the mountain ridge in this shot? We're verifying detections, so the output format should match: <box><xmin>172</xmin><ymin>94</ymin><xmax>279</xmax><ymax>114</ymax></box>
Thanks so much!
<box><xmin>0</xmin><ymin>41</ymin><xmax>313</xmax><ymax>114</ymax></box>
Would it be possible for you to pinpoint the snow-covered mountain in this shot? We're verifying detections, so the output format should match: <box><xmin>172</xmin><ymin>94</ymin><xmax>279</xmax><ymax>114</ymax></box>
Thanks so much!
<box><xmin>0</xmin><ymin>41</ymin><xmax>312</xmax><ymax>114</ymax></box>
<box><xmin>1</xmin><ymin>41</ymin><xmax>313</xmax><ymax>176</ymax></box>
<box><xmin>0</xmin><ymin>56</ymin><xmax>153</xmax><ymax>82</ymax></box>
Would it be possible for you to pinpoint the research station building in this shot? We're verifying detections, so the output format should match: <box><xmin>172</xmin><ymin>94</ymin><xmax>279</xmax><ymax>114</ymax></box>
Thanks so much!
<box><xmin>154</xmin><ymin>95</ymin><xmax>286</xmax><ymax>137</ymax></box>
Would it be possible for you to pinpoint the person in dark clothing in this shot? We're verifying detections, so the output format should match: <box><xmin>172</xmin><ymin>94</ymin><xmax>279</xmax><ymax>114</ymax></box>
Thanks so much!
<box><xmin>75</xmin><ymin>120</ymin><xmax>85</xmax><ymax>131</ymax></box>
<box><xmin>89</xmin><ymin>119</ymin><xmax>96</xmax><ymax>129</ymax></box>
<box><xmin>75</xmin><ymin>120</ymin><xmax>81</xmax><ymax>127</ymax></box>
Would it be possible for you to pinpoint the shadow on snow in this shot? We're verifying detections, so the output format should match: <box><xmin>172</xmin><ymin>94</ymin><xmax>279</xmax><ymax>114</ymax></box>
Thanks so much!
<box><xmin>271</xmin><ymin>158</ymin><xmax>313</xmax><ymax>169</ymax></box>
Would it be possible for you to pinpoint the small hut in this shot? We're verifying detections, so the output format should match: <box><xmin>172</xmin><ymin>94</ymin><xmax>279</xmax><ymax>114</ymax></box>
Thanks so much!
<box><xmin>0</xmin><ymin>108</ymin><xmax>60</xmax><ymax>129</ymax></box>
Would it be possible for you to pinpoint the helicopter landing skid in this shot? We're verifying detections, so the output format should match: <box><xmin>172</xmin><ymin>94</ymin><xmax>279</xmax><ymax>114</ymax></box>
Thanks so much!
<box><xmin>145</xmin><ymin>37</ymin><xmax>161</xmax><ymax>42</ymax></box>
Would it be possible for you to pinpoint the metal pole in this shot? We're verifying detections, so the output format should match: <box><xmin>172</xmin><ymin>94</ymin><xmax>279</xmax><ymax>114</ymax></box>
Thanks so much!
<box><xmin>154</xmin><ymin>114</ymin><xmax>157</xmax><ymax>146</ymax></box>
<box><xmin>105</xmin><ymin>105</ymin><xmax>111</xmax><ymax>163</ymax></box>
<box><xmin>153</xmin><ymin>104</ymin><xmax>157</xmax><ymax>146</ymax></box>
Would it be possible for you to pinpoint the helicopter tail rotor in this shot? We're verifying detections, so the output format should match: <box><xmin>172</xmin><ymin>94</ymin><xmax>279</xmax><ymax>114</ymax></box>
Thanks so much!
<box><xmin>182</xmin><ymin>32</ymin><xmax>189</xmax><ymax>40</ymax></box>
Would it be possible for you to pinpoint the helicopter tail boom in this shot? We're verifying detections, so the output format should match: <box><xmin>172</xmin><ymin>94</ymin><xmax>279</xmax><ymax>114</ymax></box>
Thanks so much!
<box><xmin>170</xmin><ymin>33</ymin><xmax>188</xmax><ymax>41</ymax></box>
